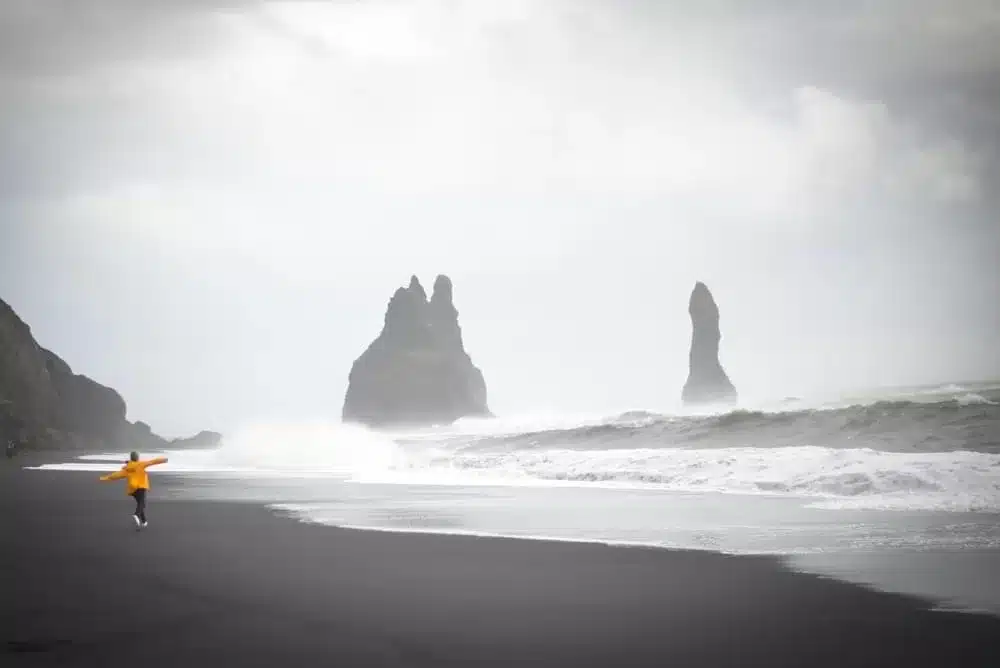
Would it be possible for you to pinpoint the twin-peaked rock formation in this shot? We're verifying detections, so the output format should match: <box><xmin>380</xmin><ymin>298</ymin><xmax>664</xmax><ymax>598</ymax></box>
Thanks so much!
<box><xmin>342</xmin><ymin>275</ymin><xmax>491</xmax><ymax>428</ymax></box>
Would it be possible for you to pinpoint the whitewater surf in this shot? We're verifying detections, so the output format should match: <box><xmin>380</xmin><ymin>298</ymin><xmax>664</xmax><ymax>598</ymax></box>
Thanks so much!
<box><xmin>41</xmin><ymin>382</ymin><xmax>1000</xmax><ymax>512</ymax></box>
<box><xmin>30</xmin><ymin>382</ymin><xmax>1000</xmax><ymax>614</ymax></box>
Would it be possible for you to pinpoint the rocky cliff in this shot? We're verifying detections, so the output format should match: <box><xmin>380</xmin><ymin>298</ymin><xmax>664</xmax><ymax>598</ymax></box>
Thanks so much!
<box><xmin>343</xmin><ymin>275</ymin><xmax>491</xmax><ymax>427</ymax></box>
<box><xmin>681</xmin><ymin>282</ymin><xmax>737</xmax><ymax>406</ymax></box>
<box><xmin>1</xmin><ymin>296</ymin><xmax>212</xmax><ymax>450</ymax></box>
<box><xmin>0</xmin><ymin>298</ymin><xmax>61</xmax><ymax>430</ymax></box>
<box><xmin>41</xmin><ymin>347</ymin><xmax>127</xmax><ymax>443</ymax></box>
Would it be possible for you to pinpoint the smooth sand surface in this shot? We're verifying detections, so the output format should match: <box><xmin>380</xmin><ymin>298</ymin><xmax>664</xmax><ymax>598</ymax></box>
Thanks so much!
<box><xmin>4</xmin><ymin>455</ymin><xmax>1000</xmax><ymax>666</ymax></box>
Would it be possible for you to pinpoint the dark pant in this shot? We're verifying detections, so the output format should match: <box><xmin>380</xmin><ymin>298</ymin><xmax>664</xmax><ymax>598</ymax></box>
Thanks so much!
<box><xmin>131</xmin><ymin>489</ymin><xmax>147</xmax><ymax>523</ymax></box>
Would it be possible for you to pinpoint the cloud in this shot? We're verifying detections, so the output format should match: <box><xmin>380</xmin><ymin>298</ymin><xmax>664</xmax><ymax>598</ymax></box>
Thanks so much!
<box><xmin>790</xmin><ymin>87</ymin><xmax>982</xmax><ymax>205</ymax></box>
<box><xmin>0</xmin><ymin>0</ymin><xmax>261</xmax><ymax>78</ymax></box>
<box><xmin>2</xmin><ymin>0</ymin><xmax>983</xmax><ymax>220</ymax></box>
<box><xmin>2</xmin><ymin>1</ymin><xmax>997</xmax><ymax>432</ymax></box>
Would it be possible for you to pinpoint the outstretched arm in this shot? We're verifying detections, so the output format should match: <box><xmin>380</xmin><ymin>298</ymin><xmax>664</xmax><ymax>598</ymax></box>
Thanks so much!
<box><xmin>140</xmin><ymin>457</ymin><xmax>168</xmax><ymax>469</ymax></box>
<box><xmin>100</xmin><ymin>469</ymin><xmax>127</xmax><ymax>482</ymax></box>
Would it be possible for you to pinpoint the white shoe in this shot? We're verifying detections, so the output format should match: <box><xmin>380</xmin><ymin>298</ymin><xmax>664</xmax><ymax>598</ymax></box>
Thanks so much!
<box><xmin>141</xmin><ymin>521</ymin><xmax>148</xmax><ymax>529</ymax></box>
<box><xmin>133</xmin><ymin>515</ymin><xmax>142</xmax><ymax>529</ymax></box>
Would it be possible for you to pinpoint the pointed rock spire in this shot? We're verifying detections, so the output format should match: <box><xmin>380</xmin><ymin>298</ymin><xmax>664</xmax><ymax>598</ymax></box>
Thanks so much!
<box><xmin>681</xmin><ymin>282</ymin><xmax>737</xmax><ymax>405</ymax></box>
<box><xmin>429</xmin><ymin>274</ymin><xmax>463</xmax><ymax>351</ymax></box>
<box><xmin>408</xmin><ymin>275</ymin><xmax>427</xmax><ymax>302</ymax></box>
<box><xmin>430</xmin><ymin>274</ymin><xmax>453</xmax><ymax>307</ymax></box>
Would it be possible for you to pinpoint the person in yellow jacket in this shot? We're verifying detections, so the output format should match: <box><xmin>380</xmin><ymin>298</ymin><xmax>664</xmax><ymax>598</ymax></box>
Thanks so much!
<box><xmin>100</xmin><ymin>451</ymin><xmax>168</xmax><ymax>529</ymax></box>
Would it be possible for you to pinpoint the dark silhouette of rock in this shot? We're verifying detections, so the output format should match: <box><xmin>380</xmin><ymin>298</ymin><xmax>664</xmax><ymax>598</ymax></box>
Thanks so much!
<box><xmin>170</xmin><ymin>430</ymin><xmax>224</xmax><ymax>449</ymax></box>
<box><xmin>42</xmin><ymin>348</ymin><xmax>127</xmax><ymax>443</ymax></box>
<box><xmin>0</xmin><ymin>299</ymin><xmax>60</xmax><ymax>428</ymax></box>
<box><xmin>343</xmin><ymin>275</ymin><xmax>490</xmax><ymax>427</ymax></box>
<box><xmin>1</xmin><ymin>296</ymin><xmax>218</xmax><ymax>450</ymax></box>
<box><xmin>681</xmin><ymin>282</ymin><xmax>737</xmax><ymax>406</ymax></box>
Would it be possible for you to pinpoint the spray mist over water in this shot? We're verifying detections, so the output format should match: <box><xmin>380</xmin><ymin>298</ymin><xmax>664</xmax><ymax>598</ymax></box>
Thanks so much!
<box><xmin>66</xmin><ymin>421</ymin><xmax>408</xmax><ymax>479</ymax></box>
<box><xmin>206</xmin><ymin>421</ymin><xmax>404</xmax><ymax>474</ymax></box>
<box><xmin>34</xmin><ymin>384</ymin><xmax>1000</xmax><ymax>512</ymax></box>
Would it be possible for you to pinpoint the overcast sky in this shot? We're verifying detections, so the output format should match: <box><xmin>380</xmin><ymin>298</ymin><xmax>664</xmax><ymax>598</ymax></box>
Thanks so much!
<box><xmin>2</xmin><ymin>0</ymin><xmax>998</xmax><ymax>436</ymax></box>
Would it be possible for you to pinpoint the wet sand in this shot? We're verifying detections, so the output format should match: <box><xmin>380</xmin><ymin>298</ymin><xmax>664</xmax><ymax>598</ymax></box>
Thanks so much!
<box><xmin>4</xmin><ymin>457</ymin><xmax>1000</xmax><ymax>666</ymax></box>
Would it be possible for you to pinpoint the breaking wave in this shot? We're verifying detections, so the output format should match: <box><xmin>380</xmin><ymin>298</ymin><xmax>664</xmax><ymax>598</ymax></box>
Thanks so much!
<box><xmin>36</xmin><ymin>383</ymin><xmax>1000</xmax><ymax>513</ymax></box>
<box><xmin>450</xmin><ymin>393</ymin><xmax>1000</xmax><ymax>455</ymax></box>
<box><xmin>365</xmin><ymin>444</ymin><xmax>999</xmax><ymax>512</ymax></box>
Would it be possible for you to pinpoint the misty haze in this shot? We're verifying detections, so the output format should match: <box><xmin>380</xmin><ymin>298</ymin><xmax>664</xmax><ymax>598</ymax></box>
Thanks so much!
<box><xmin>3</xmin><ymin>1</ymin><xmax>1000</xmax><ymax>665</ymax></box>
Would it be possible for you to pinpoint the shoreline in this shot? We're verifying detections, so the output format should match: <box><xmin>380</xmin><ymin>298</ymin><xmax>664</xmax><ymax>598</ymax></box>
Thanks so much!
<box><xmin>6</xmin><ymin>459</ymin><xmax>1000</xmax><ymax>666</ymax></box>
<box><xmin>23</xmin><ymin>448</ymin><xmax>1000</xmax><ymax>617</ymax></box>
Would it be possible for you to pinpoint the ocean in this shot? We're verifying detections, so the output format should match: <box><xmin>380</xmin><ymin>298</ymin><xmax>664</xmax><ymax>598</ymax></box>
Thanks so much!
<box><xmin>33</xmin><ymin>381</ymin><xmax>1000</xmax><ymax>615</ymax></box>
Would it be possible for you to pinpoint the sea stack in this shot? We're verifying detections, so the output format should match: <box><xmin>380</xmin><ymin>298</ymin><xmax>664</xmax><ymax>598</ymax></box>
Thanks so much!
<box><xmin>342</xmin><ymin>275</ymin><xmax>491</xmax><ymax>428</ymax></box>
<box><xmin>681</xmin><ymin>282</ymin><xmax>737</xmax><ymax>406</ymax></box>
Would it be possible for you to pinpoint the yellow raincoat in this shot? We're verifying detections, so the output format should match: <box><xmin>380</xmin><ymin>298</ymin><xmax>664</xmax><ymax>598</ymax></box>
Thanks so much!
<box><xmin>100</xmin><ymin>457</ymin><xmax>168</xmax><ymax>495</ymax></box>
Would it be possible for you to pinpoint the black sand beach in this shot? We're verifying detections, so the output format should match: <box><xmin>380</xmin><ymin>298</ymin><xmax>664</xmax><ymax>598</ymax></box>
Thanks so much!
<box><xmin>4</xmin><ymin>456</ymin><xmax>1000</xmax><ymax>667</ymax></box>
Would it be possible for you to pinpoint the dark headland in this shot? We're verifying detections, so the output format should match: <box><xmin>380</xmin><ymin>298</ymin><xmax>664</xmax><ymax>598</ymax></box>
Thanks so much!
<box><xmin>0</xmin><ymin>297</ymin><xmax>220</xmax><ymax>454</ymax></box>
<box><xmin>5</xmin><ymin>461</ymin><xmax>1000</xmax><ymax>667</ymax></box>
<box><xmin>342</xmin><ymin>275</ymin><xmax>491</xmax><ymax>428</ymax></box>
